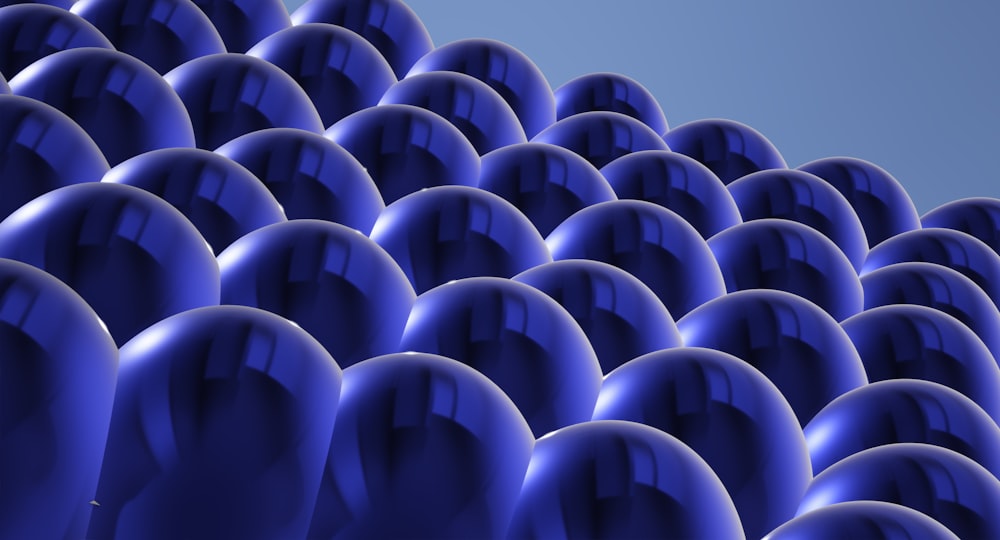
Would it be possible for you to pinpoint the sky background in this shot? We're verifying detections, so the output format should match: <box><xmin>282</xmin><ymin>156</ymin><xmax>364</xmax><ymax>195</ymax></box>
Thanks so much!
<box><xmin>284</xmin><ymin>0</ymin><xmax>1000</xmax><ymax>214</ymax></box>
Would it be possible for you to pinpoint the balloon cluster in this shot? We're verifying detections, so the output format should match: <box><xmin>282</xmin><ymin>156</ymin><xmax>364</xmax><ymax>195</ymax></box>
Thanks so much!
<box><xmin>1</xmin><ymin>0</ymin><xmax>998</xmax><ymax>539</ymax></box>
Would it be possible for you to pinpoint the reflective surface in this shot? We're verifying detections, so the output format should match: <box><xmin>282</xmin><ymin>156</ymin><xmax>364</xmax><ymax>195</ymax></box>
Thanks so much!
<box><xmin>662</xmin><ymin>118</ymin><xmax>786</xmax><ymax>185</ymax></box>
<box><xmin>190</xmin><ymin>0</ymin><xmax>290</xmax><ymax>53</ymax></box>
<box><xmin>922</xmin><ymin>197</ymin><xmax>1000</xmax><ymax>256</ymax></box>
<box><xmin>764</xmin><ymin>501</ymin><xmax>959</xmax><ymax>540</ymax></box>
<box><xmin>0</xmin><ymin>4</ymin><xmax>113</xmax><ymax>77</ymax></box>
<box><xmin>554</xmin><ymin>71</ymin><xmax>669</xmax><ymax>136</ymax></box>
<box><xmin>532</xmin><ymin>110</ymin><xmax>670</xmax><ymax>170</ymax></box>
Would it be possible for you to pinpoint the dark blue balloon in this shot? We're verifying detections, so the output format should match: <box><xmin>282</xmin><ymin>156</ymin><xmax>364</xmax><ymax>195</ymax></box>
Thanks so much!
<box><xmin>11</xmin><ymin>47</ymin><xmax>196</xmax><ymax>165</ymax></box>
<box><xmin>764</xmin><ymin>501</ymin><xmax>960</xmax><ymax>540</ymax></box>
<box><xmin>325</xmin><ymin>104</ymin><xmax>480</xmax><ymax>205</ymax></box>
<box><xmin>662</xmin><ymin>118</ymin><xmax>787</xmax><ymax>185</ymax></box>
<box><xmin>370</xmin><ymin>186</ymin><xmax>550</xmax><ymax>294</ymax></box>
<box><xmin>380</xmin><ymin>70</ymin><xmax>526</xmax><ymax>155</ymax></box>
<box><xmin>165</xmin><ymin>52</ymin><xmax>323</xmax><ymax>150</ymax></box>
<box><xmin>841</xmin><ymin>304</ymin><xmax>1000</xmax><ymax>422</ymax></box>
<box><xmin>218</xmin><ymin>219</ymin><xmax>414</xmax><ymax>369</ymax></box>
<box><xmin>532</xmin><ymin>111</ymin><xmax>670</xmax><ymax>170</ymax></box>
<box><xmin>398</xmin><ymin>277</ymin><xmax>602</xmax><ymax>438</ymax></box>
<box><xmin>506</xmin><ymin>420</ymin><xmax>745</xmax><ymax>540</ymax></box>
<box><xmin>0</xmin><ymin>0</ymin><xmax>76</xmax><ymax>9</ymax></box>
<box><xmin>546</xmin><ymin>199</ymin><xmax>726</xmax><ymax>318</ymax></box>
<box><xmin>513</xmin><ymin>259</ymin><xmax>681</xmax><ymax>374</ymax></box>
<box><xmin>922</xmin><ymin>197</ymin><xmax>1000</xmax><ymax>256</ymax></box>
<box><xmin>291</xmin><ymin>0</ymin><xmax>432</xmax><ymax>80</ymax></box>
<box><xmin>189</xmin><ymin>0</ymin><xmax>290</xmax><ymax>53</ymax></box>
<box><xmin>707</xmin><ymin>218</ymin><xmax>863</xmax><ymax>321</ymax></box>
<box><xmin>88</xmin><ymin>305</ymin><xmax>341</xmax><ymax>540</ymax></box>
<box><xmin>0</xmin><ymin>258</ymin><xmax>117</xmax><ymax>539</ymax></box>
<box><xmin>678</xmin><ymin>289</ymin><xmax>868</xmax><ymax>426</ymax></box>
<box><xmin>215</xmin><ymin>127</ymin><xmax>384</xmax><ymax>234</ymax></box>
<box><xmin>592</xmin><ymin>347</ymin><xmax>810</xmax><ymax>540</ymax></box>
<box><xmin>554</xmin><ymin>71</ymin><xmax>669</xmax><ymax>136</ymax></box>
<box><xmin>309</xmin><ymin>352</ymin><xmax>533</xmax><ymax>539</ymax></box>
<box><xmin>102</xmin><ymin>147</ymin><xmax>286</xmax><ymax>255</ymax></box>
<box><xmin>798</xmin><ymin>156</ymin><xmax>921</xmax><ymax>248</ymax></box>
<box><xmin>407</xmin><ymin>38</ymin><xmax>555</xmax><ymax>139</ymax></box>
<box><xmin>600</xmin><ymin>149</ymin><xmax>742</xmax><ymax>240</ymax></box>
<box><xmin>0</xmin><ymin>182</ymin><xmax>219</xmax><ymax>346</ymax></box>
<box><xmin>0</xmin><ymin>4</ymin><xmax>112</xmax><ymax>78</ymax></box>
<box><xmin>796</xmin><ymin>444</ymin><xmax>1000</xmax><ymax>540</ymax></box>
<box><xmin>71</xmin><ymin>0</ymin><xmax>226</xmax><ymax>74</ymax></box>
<box><xmin>727</xmin><ymin>168</ymin><xmax>868</xmax><ymax>271</ymax></box>
<box><xmin>478</xmin><ymin>142</ymin><xmax>616</xmax><ymax>237</ymax></box>
<box><xmin>247</xmin><ymin>23</ymin><xmax>396</xmax><ymax>128</ymax></box>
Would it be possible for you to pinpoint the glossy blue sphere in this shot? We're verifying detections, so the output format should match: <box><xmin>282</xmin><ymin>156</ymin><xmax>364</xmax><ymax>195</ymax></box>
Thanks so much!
<box><xmin>662</xmin><ymin>118</ymin><xmax>787</xmax><ymax>185</ymax></box>
<box><xmin>922</xmin><ymin>197</ymin><xmax>1000</xmax><ymax>256</ymax></box>
<box><xmin>554</xmin><ymin>72</ymin><xmax>669</xmax><ymax>136</ymax></box>
<box><xmin>0</xmin><ymin>0</ymin><xmax>75</xmax><ymax>8</ymax></box>
<box><xmin>532</xmin><ymin>110</ymin><xmax>670</xmax><ymax>170</ymax></box>
<box><xmin>189</xmin><ymin>0</ymin><xmax>290</xmax><ymax>53</ymax></box>
<box><xmin>0</xmin><ymin>4</ymin><xmax>112</xmax><ymax>78</ymax></box>
<box><xmin>764</xmin><ymin>501</ymin><xmax>959</xmax><ymax>540</ymax></box>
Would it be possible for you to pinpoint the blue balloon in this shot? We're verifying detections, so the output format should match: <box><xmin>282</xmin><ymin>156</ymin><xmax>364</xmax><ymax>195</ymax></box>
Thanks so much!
<box><xmin>71</xmin><ymin>0</ymin><xmax>225</xmax><ymax>74</ymax></box>
<box><xmin>841</xmin><ymin>304</ymin><xmax>1000</xmax><ymax>422</ymax></box>
<box><xmin>506</xmin><ymin>420</ymin><xmax>745</xmax><ymax>540</ymax></box>
<box><xmin>727</xmin><ymin>168</ymin><xmax>868</xmax><ymax>271</ymax></box>
<box><xmin>0</xmin><ymin>0</ymin><xmax>75</xmax><ymax>8</ymax></box>
<box><xmin>291</xmin><ymin>0</ymin><xmax>432</xmax><ymax>80</ymax></box>
<box><xmin>101</xmin><ymin>147</ymin><xmax>286</xmax><ymax>255</ymax></box>
<box><xmin>662</xmin><ymin>118</ymin><xmax>787</xmax><ymax>185</ymax></box>
<box><xmin>398</xmin><ymin>277</ymin><xmax>602</xmax><ymax>438</ymax></box>
<box><xmin>0</xmin><ymin>94</ymin><xmax>108</xmax><ymax>221</ymax></box>
<box><xmin>165</xmin><ymin>52</ymin><xmax>323</xmax><ymax>150</ymax></box>
<box><xmin>0</xmin><ymin>4</ymin><xmax>112</xmax><ymax>78</ymax></box>
<box><xmin>554</xmin><ymin>71</ymin><xmax>669</xmax><ymax>136</ymax></box>
<box><xmin>678</xmin><ymin>289</ymin><xmax>868</xmax><ymax>426</ymax></box>
<box><xmin>309</xmin><ymin>352</ymin><xmax>533</xmax><ymax>539</ymax></box>
<box><xmin>798</xmin><ymin>156</ymin><xmax>921</xmax><ymax>248</ymax></box>
<box><xmin>0</xmin><ymin>258</ymin><xmax>117</xmax><ymax>539</ymax></box>
<box><xmin>11</xmin><ymin>47</ymin><xmax>196</xmax><ymax>166</ymax></box>
<box><xmin>189</xmin><ymin>0</ymin><xmax>290</xmax><ymax>53</ymax></box>
<box><xmin>380</xmin><ymin>71</ymin><xmax>526</xmax><ymax>155</ymax></box>
<box><xmin>87</xmin><ymin>305</ymin><xmax>341</xmax><ymax>540</ymax></box>
<box><xmin>218</xmin><ymin>219</ymin><xmax>414</xmax><ymax>369</ymax></box>
<box><xmin>478</xmin><ymin>142</ymin><xmax>616</xmax><ymax>237</ymax></box>
<box><xmin>532</xmin><ymin>110</ymin><xmax>670</xmax><ymax>170</ymax></box>
<box><xmin>593</xmin><ymin>347</ymin><xmax>810</xmax><ymax>540</ymax></box>
<box><xmin>764</xmin><ymin>501</ymin><xmax>960</xmax><ymax>540</ymax></box>
<box><xmin>546</xmin><ymin>199</ymin><xmax>726</xmax><ymax>318</ymax></box>
<box><xmin>707</xmin><ymin>218</ymin><xmax>863</xmax><ymax>321</ymax></box>
<box><xmin>214</xmin><ymin>128</ymin><xmax>384</xmax><ymax>234</ymax></box>
<box><xmin>370</xmin><ymin>186</ymin><xmax>550</xmax><ymax>294</ymax></box>
<box><xmin>247</xmin><ymin>23</ymin><xmax>396</xmax><ymax>128</ymax></box>
<box><xmin>407</xmin><ymin>38</ymin><xmax>555</xmax><ymax>139</ymax></box>
<box><xmin>922</xmin><ymin>197</ymin><xmax>1000</xmax><ymax>256</ymax></box>
<box><xmin>0</xmin><ymin>182</ymin><xmax>219</xmax><ymax>346</ymax></box>
<box><xmin>600</xmin><ymin>149</ymin><xmax>742</xmax><ymax>240</ymax></box>
<box><xmin>325</xmin><ymin>104</ymin><xmax>480</xmax><ymax>205</ymax></box>
<box><xmin>0</xmin><ymin>70</ymin><xmax>7</xmax><ymax>92</ymax></box>
<box><xmin>796</xmin><ymin>443</ymin><xmax>1000</xmax><ymax>540</ymax></box>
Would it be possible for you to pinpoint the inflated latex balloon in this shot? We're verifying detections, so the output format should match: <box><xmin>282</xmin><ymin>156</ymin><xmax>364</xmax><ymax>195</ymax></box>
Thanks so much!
<box><xmin>546</xmin><ymin>199</ymin><xmax>726</xmax><ymax>318</ymax></box>
<box><xmin>397</xmin><ymin>277</ymin><xmax>602</xmax><ymax>438</ymax></box>
<box><xmin>0</xmin><ymin>94</ymin><xmax>108</xmax><ymax>221</ymax></box>
<box><xmin>87</xmin><ymin>305</ymin><xmax>342</xmax><ymax>540</ymax></box>
<box><xmin>840</xmin><ymin>304</ymin><xmax>1000</xmax><ymax>422</ymax></box>
<box><xmin>677</xmin><ymin>289</ymin><xmax>868</xmax><ymax>426</ymax></box>
<box><xmin>0</xmin><ymin>258</ymin><xmax>117</xmax><ymax>540</ymax></box>
<box><xmin>218</xmin><ymin>219</ymin><xmax>414</xmax><ymax>369</ymax></box>
<box><xmin>600</xmin><ymin>149</ymin><xmax>741</xmax><ymax>240</ymax></box>
<box><xmin>370</xmin><ymin>186</ymin><xmax>551</xmax><ymax>294</ymax></box>
<box><xmin>532</xmin><ymin>110</ymin><xmax>670</xmax><ymax>170</ymax></box>
<box><xmin>554</xmin><ymin>71</ymin><xmax>669</xmax><ymax>136</ymax></box>
<box><xmin>189</xmin><ymin>0</ymin><xmax>290</xmax><ymax>53</ymax></box>
<box><xmin>325</xmin><ymin>104</ymin><xmax>480</xmax><ymax>204</ymax></box>
<box><xmin>309</xmin><ymin>352</ymin><xmax>533</xmax><ymax>539</ymax></box>
<box><xmin>592</xmin><ymin>347</ymin><xmax>810</xmax><ymax>540</ymax></box>
<box><xmin>513</xmin><ymin>259</ymin><xmax>681</xmax><ymax>374</ymax></box>
<box><xmin>165</xmin><ymin>53</ymin><xmax>323</xmax><ymax>150</ymax></box>
<box><xmin>662</xmin><ymin>118</ymin><xmax>786</xmax><ymax>185</ymax></box>
<box><xmin>478</xmin><ymin>142</ymin><xmax>616</xmax><ymax>237</ymax></box>
<box><xmin>727</xmin><ymin>168</ymin><xmax>867</xmax><ymax>271</ymax></box>
<box><xmin>11</xmin><ymin>47</ymin><xmax>196</xmax><ymax>165</ymax></box>
<box><xmin>380</xmin><ymin>70</ymin><xmax>526</xmax><ymax>155</ymax></box>
<box><xmin>0</xmin><ymin>182</ymin><xmax>219</xmax><ymax>346</ymax></box>
<box><xmin>215</xmin><ymin>128</ymin><xmax>384</xmax><ymax>234</ymax></box>
<box><xmin>101</xmin><ymin>147</ymin><xmax>286</xmax><ymax>255</ymax></box>
<box><xmin>796</xmin><ymin>444</ymin><xmax>1000</xmax><ymax>540</ymax></box>
<box><xmin>407</xmin><ymin>38</ymin><xmax>555</xmax><ymax>138</ymax></box>
<box><xmin>71</xmin><ymin>0</ymin><xmax>225</xmax><ymax>74</ymax></box>
<box><xmin>798</xmin><ymin>156</ymin><xmax>921</xmax><ymax>248</ymax></box>
<box><xmin>291</xmin><ymin>0</ymin><xmax>432</xmax><ymax>80</ymax></box>
<box><xmin>707</xmin><ymin>218</ymin><xmax>863</xmax><ymax>321</ymax></box>
<box><xmin>506</xmin><ymin>420</ymin><xmax>745</xmax><ymax>540</ymax></box>
<box><xmin>247</xmin><ymin>23</ymin><xmax>396</xmax><ymax>128</ymax></box>
<box><xmin>0</xmin><ymin>4</ymin><xmax>113</xmax><ymax>77</ymax></box>
<box><xmin>922</xmin><ymin>197</ymin><xmax>1000</xmax><ymax>256</ymax></box>
<box><xmin>764</xmin><ymin>501</ymin><xmax>960</xmax><ymax>540</ymax></box>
